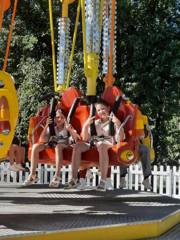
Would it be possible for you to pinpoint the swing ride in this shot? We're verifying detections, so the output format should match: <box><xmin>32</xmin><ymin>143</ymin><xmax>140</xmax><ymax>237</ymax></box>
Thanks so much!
<box><xmin>1</xmin><ymin>3</ymin><xmax>180</xmax><ymax>240</ymax></box>
<box><xmin>0</xmin><ymin>0</ymin><xmax>154</xmax><ymax>167</ymax></box>
<box><xmin>27</xmin><ymin>0</ymin><xmax>155</xmax><ymax>167</ymax></box>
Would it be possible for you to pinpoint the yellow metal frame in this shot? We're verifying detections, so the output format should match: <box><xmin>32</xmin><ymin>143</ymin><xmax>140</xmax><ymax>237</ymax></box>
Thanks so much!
<box><xmin>49</xmin><ymin>0</ymin><xmax>76</xmax><ymax>92</ymax></box>
<box><xmin>66</xmin><ymin>0</ymin><xmax>81</xmax><ymax>88</ymax></box>
<box><xmin>81</xmin><ymin>0</ymin><xmax>103</xmax><ymax>96</ymax></box>
<box><xmin>48</xmin><ymin>0</ymin><xmax>57</xmax><ymax>92</ymax></box>
<box><xmin>0</xmin><ymin>71</ymin><xmax>18</xmax><ymax>159</ymax></box>
<box><xmin>60</xmin><ymin>0</ymin><xmax>76</xmax><ymax>17</ymax></box>
<box><xmin>81</xmin><ymin>0</ymin><xmax>87</xmax><ymax>71</ymax></box>
<box><xmin>49</xmin><ymin>0</ymin><xmax>104</xmax><ymax>95</ymax></box>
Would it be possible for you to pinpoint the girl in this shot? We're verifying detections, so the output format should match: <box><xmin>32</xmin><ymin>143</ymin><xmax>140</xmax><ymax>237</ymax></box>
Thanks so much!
<box><xmin>66</xmin><ymin>99</ymin><xmax>124</xmax><ymax>191</ymax></box>
<box><xmin>23</xmin><ymin>109</ymin><xmax>80</xmax><ymax>187</ymax></box>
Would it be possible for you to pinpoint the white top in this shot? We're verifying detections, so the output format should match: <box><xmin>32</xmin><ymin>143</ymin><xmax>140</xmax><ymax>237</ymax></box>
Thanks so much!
<box><xmin>88</xmin><ymin>119</ymin><xmax>124</xmax><ymax>144</ymax></box>
<box><xmin>54</xmin><ymin>126</ymin><xmax>68</xmax><ymax>139</ymax></box>
<box><xmin>95</xmin><ymin>119</ymin><xmax>110</xmax><ymax>137</ymax></box>
<box><xmin>46</xmin><ymin>126</ymin><xmax>69</xmax><ymax>144</ymax></box>
<box><xmin>92</xmin><ymin>119</ymin><xmax>114</xmax><ymax>144</ymax></box>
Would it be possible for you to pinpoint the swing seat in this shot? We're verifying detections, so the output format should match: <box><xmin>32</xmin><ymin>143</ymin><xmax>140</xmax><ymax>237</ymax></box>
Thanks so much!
<box><xmin>28</xmin><ymin>86</ymin><xmax>144</xmax><ymax>167</ymax></box>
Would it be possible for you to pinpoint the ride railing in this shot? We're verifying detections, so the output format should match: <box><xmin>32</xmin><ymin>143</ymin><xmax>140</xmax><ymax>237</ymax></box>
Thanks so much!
<box><xmin>0</xmin><ymin>162</ymin><xmax>180</xmax><ymax>199</ymax></box>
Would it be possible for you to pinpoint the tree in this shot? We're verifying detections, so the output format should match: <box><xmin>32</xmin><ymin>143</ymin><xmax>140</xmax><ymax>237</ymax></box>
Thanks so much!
<box><xmin>116</xmin><ymin>0</ymin><xmax>180</xmax><ymax>165</ymax></box>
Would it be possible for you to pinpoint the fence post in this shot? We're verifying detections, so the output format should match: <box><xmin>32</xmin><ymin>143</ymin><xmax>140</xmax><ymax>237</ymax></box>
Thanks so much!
<box><xmin>159</xmin><ymin>165</ymin><xmax>164</xmax><ymax>195</ymax></box>
<box><xmin>116</xmin><ymin>166</ymin><xmax>120</xmax><ymax>188</ymax></box>
<box><xmin>166</xmin><ymin>166</ymin><xmax>172</xmax><ymax>196</ymax></box>
<box><xmin>172</xmin><ymin>166</ymin><xmax>178</xmax><ymax>198</ymax></box>
<box><xmin>152</xmin><ymin>165</ymin><xmax>158</xmax><ymax>193</ymax></box>
<box><xmin>178</xmin><ymin>166</ymin><xmax>180</xmax><ymax>198</ymax></box>
<box><xmin>61</xmin><ymin>166</ymin><xmax>66</xmax><ymax>185</ymax></box>
<box><xmin>134</xmin><ymin>164</ymin><xmax>139</xmax><ymax>190</ymax></box>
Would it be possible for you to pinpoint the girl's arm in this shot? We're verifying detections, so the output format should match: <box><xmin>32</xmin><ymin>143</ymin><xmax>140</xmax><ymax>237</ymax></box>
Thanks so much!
<box><xmin>112</xmin><ymin>114</ymin><xmax>125</xmax><ymax>142</ymax></box>
<box><xmin>65</xmin><ymin>121</ymin><xmax>81</xmax><ymax>142</ymax></box>
<box><xmin>81</xmin><ymin>125</ymin><xmax>90</xmax><ymax>142</ymax></box>
<box><xmin>39</xmin><ymin>117</ymin><xmax>51</xmax><ymax>143</ymax></box>
<box><xmin>81</xmin><ymin>116</ymin><xmax>95</xmax><ymax>142</ymax></box>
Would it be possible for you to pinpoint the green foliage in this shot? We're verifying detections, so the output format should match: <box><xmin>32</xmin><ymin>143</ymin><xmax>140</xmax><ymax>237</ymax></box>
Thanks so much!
<box><xmin>116</xmin><ymin>0</ymin><xmax>180</xmax><ymax>165</ymax></box>
<box><xmin>16</xmin><ymin>58</ymin><xmax>52</xmax><ymax>144</ymax></box>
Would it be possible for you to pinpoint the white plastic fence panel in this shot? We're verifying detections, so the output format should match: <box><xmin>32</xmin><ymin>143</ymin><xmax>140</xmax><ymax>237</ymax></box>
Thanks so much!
<box><xmin>152</xmin><ymin>165</ymin><xmax>158</xmax><ymax>193</ymax></box>
<box><xmin>0</xmin><ymin>162</ymin><xmax>180</xmax><ymax>199</ymax></box>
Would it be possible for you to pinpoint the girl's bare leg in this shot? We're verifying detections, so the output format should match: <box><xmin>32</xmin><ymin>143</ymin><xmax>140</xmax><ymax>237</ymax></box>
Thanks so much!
<box><xmin>8</xmin><ymin>145</ymin><xmax>16</xmax><ymax>165</ymax></box>
<box><xmin>54</xmin><ymin>144</ymin><xmax>66</xmax><ymax>177</ymax></box>
<box><xmin>19</xmin><ymin>146</ymin><xmax>25</xmax><ymax>164</ymax></box>
<box><xmin>13</xmin><ymin>146</ymin><xmax>25</xmax><ymax>165</ymax></box>
<box><xmin>29</xmin><ymin>143</ymin><xmax>45</xmax><ymax>176</ymax></box>
<box><xmin>97</xmin><ymin>142</ymin><xmax>111</xmax><ymax>181</ymax></box>
<box><xmin>71</xmin><ymin>142</ymin><xmax>89</xmax><ymax>179</ymax></box>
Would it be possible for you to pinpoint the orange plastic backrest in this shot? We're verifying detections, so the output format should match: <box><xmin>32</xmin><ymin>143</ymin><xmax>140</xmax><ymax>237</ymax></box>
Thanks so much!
<box><xmin>101</xmin><ymin>86</ymin><xmax>123</xmax><ymax>107</ymax></box>
<box><xmin>0</xmin><ymin>0</ymin><xmax>10</xmax><ymax>30</ymax></box>
<box><xmin>71</xmin><ymin>104</ymin><xmax>90</xmax><ymax>134</ymax></box>
<box><xmin>3</xmin><ymin>0</ymin><xmax>10</xmax><ymax>11</ymax></box>
<box><xmin>60</xmin><ymin>86</ymin><xmax>81</xmax><ymax>113</ymax></box>
<box><xmin>123</xmin><ymin>103</ymin><xmax>137</xmax><ymax>139</ymax></box>
<box><xmin>28</xmin><ymin>105</ymin><xmax>49</xmax><ymax>144</ymax></box>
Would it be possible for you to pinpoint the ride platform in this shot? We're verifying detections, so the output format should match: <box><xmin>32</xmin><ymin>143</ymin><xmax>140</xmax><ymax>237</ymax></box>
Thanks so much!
<box><xmin>0</xmin><ymin>184</ymin><xmax>179</xmax><ymax>240</ymax></box>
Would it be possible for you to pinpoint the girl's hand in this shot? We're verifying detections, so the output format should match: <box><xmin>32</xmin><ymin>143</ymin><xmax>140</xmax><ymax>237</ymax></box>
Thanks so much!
<box><xmin>83</xmin><ymin>116</ymin><xmax>95</xmax><ymax>128</ymax></box>
<box><xmin>112</xmin><ymin>114</ymin><xmax>121</xmax><ymax>127</ymax></box>
<box><xmin>45</xmin><ymin>117</ymin><xmax>53</xmax><ymax>126</ymax></box>
<box><xmin>65</xmin><ymin>121</ymin><xmax>81</xmax><ymax>142</ymax></box>
<box><xmin>65</xmin><ymin>121</ymin><xmax>73</xmax><ymax>131</ymax></box>
<box><xmin>73</xmin><ymin>132</ymin><xmax>81</xmax><ymax>142</ymax></box>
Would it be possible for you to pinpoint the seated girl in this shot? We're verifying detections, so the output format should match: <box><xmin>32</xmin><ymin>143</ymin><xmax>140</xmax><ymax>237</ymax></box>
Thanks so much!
<box><xmin>23</xmin><ymin>109</ymin><xmax>80</xmax><ymax>187</ymax></box>
<box><xmin>66</xmin><ymin>98</ymin><xmax>125</xmax><ymax>191</ymax></box>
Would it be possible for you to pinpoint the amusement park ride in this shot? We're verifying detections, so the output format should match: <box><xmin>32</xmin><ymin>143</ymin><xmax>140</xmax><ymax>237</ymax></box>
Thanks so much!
<box><xmin>0</xmin><ymin>0</ymin><xmax>155</xmax><ymax>168</ymax></box>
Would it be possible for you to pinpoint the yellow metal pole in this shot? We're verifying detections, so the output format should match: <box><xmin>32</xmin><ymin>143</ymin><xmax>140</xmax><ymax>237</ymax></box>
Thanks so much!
<box><xmin>80</xmin><ymin>0</ymin><xmax>87</xmax><ymax>70</ymax></box>
<box><xmin>66</xmin><ymin>0</ymin><xmax>81</xmax><ymax>88</ymax></box>
<box><xmin>60</xmin><ymin>0</ymin><xmax>76</xmax><ymax>17</ymax></box>
<box><xmin>107</xmin><ymin>0</ymin><xmax>115</xmax><ymax>87</ymax></box>
<box><xmin>48</xmin><ymin>0</ymin><xmax>57</xmax><ymax>92</ymax></box>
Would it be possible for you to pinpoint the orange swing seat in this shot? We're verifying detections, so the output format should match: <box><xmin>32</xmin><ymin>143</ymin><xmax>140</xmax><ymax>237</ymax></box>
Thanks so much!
<box><xmin>28</xmin><ymin>86</ymin><xmax>144</xmax><ymax>168</ymax></box>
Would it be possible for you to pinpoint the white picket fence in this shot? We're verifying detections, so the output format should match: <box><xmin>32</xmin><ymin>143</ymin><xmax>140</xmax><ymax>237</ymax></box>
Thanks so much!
<box><xmin>0</xmin><ymin>161</ymin><xmax>180</xmax><ymax>199</ymax></box>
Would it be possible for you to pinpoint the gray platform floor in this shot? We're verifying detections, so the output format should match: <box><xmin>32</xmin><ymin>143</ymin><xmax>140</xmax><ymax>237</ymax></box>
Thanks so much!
<box><xmin>0</xmin><ymin>184</ymin><xmax>180</xmax><ymax>238</ymax></box>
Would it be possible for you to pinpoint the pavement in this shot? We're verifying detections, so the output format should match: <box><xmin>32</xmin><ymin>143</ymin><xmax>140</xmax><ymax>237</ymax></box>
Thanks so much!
<box><xmin>0</xmin><ymin>184</ymin><xmax>180</xmax><ymax>239</ymax></box>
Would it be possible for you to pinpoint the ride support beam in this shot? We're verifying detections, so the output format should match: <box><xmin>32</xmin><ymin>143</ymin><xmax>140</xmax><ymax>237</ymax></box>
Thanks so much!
<box><xmin>61</xmin><ymin>0</ymin><xmax>76</xmax><ymax>17</ymax></box>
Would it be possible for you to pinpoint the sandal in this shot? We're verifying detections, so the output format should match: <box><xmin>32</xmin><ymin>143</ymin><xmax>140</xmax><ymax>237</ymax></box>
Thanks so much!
<box><xmin>23</xmin><ymin>175</ymin><xmax>38</xmax><ymax>186</ymax></box>
<box><xmin>49</xmin><ymin>176</ymin><xmax>61</xmax><ymax>188</ymax></box>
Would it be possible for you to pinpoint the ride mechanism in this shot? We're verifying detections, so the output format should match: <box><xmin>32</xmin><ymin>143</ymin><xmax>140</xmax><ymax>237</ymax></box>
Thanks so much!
<box><xmin>0</xmin><ymin>0</ymin><xmax>155</xmax><ymax>166</ymax></box>
<box><xmin>29</xmin><ymin>0</ymin><xmax>155</xmax><ymax>166</ymax></box>
<box><xmin>0</xmin><ymin>0</ymin><xmax>19</xmax><ymax>159</ymax></box>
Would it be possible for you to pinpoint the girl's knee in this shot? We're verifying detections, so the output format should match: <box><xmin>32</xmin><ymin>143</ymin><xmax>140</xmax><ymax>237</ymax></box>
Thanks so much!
<box><xmin>73</xmin><ymin>142</ymin><xmax>88</xmax><ymax>152</ymax></box>
<box><xmin>32</xmin><ymin>143</ymin><xmax>44</xmax><ymax>151</ymax></box>
<box><xmin>55</xmin><ymin>144</ymin><xmax>65</xmax><ymax>151</ymax></box>
<box><xmin>97</xmin><ymin>143</ymin><xmax>109</xmax><ymax>152</ymax></box>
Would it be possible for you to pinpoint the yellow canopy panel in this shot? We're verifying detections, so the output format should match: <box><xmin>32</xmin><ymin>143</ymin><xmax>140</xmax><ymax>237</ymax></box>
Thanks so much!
<box><xmin>0</xmin><ymin>71</ymin><xmax>18</xmax><ymax>159</ymax></box>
